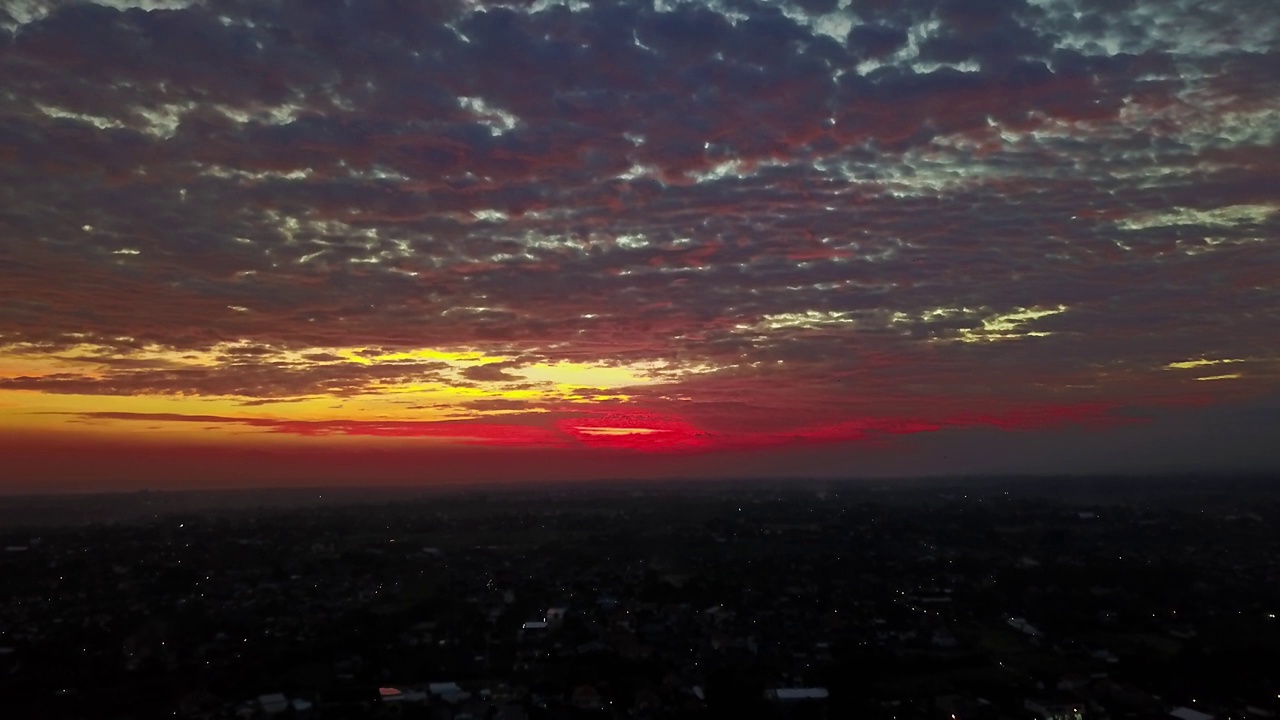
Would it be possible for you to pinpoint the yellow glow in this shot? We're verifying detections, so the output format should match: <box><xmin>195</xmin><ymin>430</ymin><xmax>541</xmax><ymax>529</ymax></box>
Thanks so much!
<box><xmin>576</xmin><ymin>427</ymin><xmax>665</xmax><ymax>436</ymax></box>
<box><xmin>1166</xmin><ymin>358</ymin><xmax>1243</xmax><ymax>370</ymax></box>
<box><xmin>556</xmin><ymin>391</ymin><xmax>632</xmax><ymax>402</ymax></box>
<box><xmin>1195</xmin><ymin>374</ymin><xmax>1242</xmax><ymax>381</ymax></box>
<box><xmin>0</xmin><ymin>353</ymin><xmax>83</xmax><ymax>377</ymax></box>
<box><xmin>738</xmin><ymin>310</ymin><xmax>856</xmax><ymax>332</ymax></box>
<box><xmin>957</xmin><ymin>305</ymin><xmax>1067</xmax><ymax>343</ymax></box>
<box><xmin>0</xmin><ymin>340</ymin><xmax>719</xmax><ymax>444</ymax></box>
<box><xmin>893</xmin><ymin>305</ymin><xmax>1068</xmax><ymax>343</ymax></box>
<box><xmin>522</xmin><ymin>361</ymin><xmax>663</xmax><ymax>388</ymax></box>
<box><xmin>979</xmin><ymin>306</ymin><xmax>1066</xmax><ymax>332</ymax></box>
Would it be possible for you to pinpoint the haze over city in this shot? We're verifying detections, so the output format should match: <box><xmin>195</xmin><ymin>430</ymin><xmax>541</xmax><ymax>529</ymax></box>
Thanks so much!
<box><xmin>2</xmin><ymin>0</ymin><xmax>1279</xmax><ymax>490</ymax></box>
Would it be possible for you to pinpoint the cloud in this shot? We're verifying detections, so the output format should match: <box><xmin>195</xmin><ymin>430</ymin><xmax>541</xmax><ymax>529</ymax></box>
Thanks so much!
<box><xmin>2</xmin><ymin>0</ymin><xmax>1278</xmax><ymax>476</ymax></box>
<box><xmin>461</xmin><ymin>363</ymin><xmax>526</xmax><ymax>382</ymax></box>
<box><xmin>0</xmin><ymin>350</ymin><xmax>451</xmax><ymax>398</ymax></box>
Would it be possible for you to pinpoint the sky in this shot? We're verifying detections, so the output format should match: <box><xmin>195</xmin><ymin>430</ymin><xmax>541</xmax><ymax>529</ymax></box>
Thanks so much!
<box><xmin>1</xmin><ymin>0</ymin><xmax>1278</xmax><ymax>491</ymax></box>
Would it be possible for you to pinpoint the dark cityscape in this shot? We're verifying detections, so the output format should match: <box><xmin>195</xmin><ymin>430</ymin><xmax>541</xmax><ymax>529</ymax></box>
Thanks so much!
<box><xmin>3</xmin><ymin>477</ymin><xmax>1278</xmax><ymax>719</ymax></box>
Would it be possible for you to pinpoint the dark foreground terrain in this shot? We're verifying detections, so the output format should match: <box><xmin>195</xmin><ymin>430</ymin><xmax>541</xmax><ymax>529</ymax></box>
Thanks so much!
<box><xmin>2</xmin><ymin>476</ymin><xmax>1278</xmax><ymax>719</ymax></box>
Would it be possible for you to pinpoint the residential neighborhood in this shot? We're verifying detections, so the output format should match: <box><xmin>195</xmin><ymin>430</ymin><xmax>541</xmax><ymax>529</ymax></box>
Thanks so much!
<box><xmin>1</xmin><ymin>478</ymin><xmax>1278</xmax><ymax>719</ymax></box>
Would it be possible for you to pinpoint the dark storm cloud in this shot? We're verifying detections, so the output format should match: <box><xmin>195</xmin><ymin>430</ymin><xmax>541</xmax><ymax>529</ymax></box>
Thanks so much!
<box><xmin>1</xmin><ymin>0</ymin><xmax>1277</xmax><ymax>459</ymax></box>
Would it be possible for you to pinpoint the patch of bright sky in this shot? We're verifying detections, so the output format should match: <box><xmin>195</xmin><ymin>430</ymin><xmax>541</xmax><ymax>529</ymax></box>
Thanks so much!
<box><xmin>1177</xmin><ymin>236</ymin><xmax>1268</xmax><ymax>257</ymax></box>
<box><xmin>857</xmin><ymin>18</ymin><xmax>940</xmax><ymax>75</ymax></box>
<box><xmin>652</xmin><ymin>0</ymin><xmax>749</xmax><ymax>25</ymax></box>
<box><xmin>344</xmin><ymin>165</ymin><xmax>410</xmax><ymax>182</ymax></box>
<box><xmin>687</xmin><ymin>159</ymin><xmax>752</xmax><ymax>184</ymax></box>
<box><xmin>855</xmin><ymin>238</ymin><xmax>910</xmax><ymax>264</ymax></box>
<box><xmin>687</xmin><ymin>155</ymin><xmax>791</xmax><ymax>184</ymax></box>
<box><xmin>910</xmin><ymin>59</ymin><xmax>981</xmax><ymax>75</ymax></box>
<box><xmin>817</xmin><ymin>149</ymin><xmax>1003</xmax><ymax>198</ymax></box>
<box><xmin>1162</xmin><ymin>103</ymin><xmax>1280</xmax><ymax>152</ymax></box>
<box><xmin>983</xmin><ymin>115</ymin><xmax>1134</xmax><ymax>156</ymax></box>
<box><xmin>526</xmin><ymin>0</ymin><xmax>591</xmax><ymax>12</ymax></box>
<box><xmin>132</xmin><ymin>102</ymin><xmax>196</xmax><ymax>138</ymax></box>
<box><xmin>897</xmin><ymin>305</ymin><xmax>1068</xmax><ymax>343</ymax></box>
<box><xmin>0</xmin><ymin>391</ymin><xmax>291</xmax><ymax>438</ymax></box>
<box><xmin>1166</xmin><ymin>358</ymin><xmax>1244</xmax><ymax>370</ymax></box>
<box><xmin>1116</xmin><ymin>76</ymin><xmax>1280</xmax><ymax>156</ymax></box>
<box><xmin>35</xmin><ymin>104</ymin><xmax>126</xmax><ymax>131</ymax></box>
<box><xmin>739</xmin><ymin>310</ymin><xmax>857</xmax><ymax>332</ymax></box>
<box><xmin>201</xmin><ymin>165</ymin><xmax>314</xmax><ymax>182</ymax></box>
<box><xmin>1063</xmin><ymin>101</ymin><xmax>1280</xmax><ymax>186</ymax></box>
<box><xmin>458</xmin><ymin>97</ymin><xmax>519</xmax><ymax>136</ymax></box>
<box><xmin>1028</xmin><ymin>0</ymin><xmax>1280</xmax><ymax>58</ymax></box>
<box><xmin>0</xmin><ymin>387</ymin><xmax>545</xmax><ymax>443</ymax></box>
<box><xmin>509</xmin><ymin>230</ymin><xmax>598</xmax><ymax>254</ymax></box>
<box><xmin>616</xmin><ymin>163</ymin><xmax>662</xmax><ymax>182</ymax></box>
<box><xmin>0</xmin><ymin>345</ymin><xmax>115</xmax><ymax>377</ymax></box>
<box><xmin>738</xmin><ymin>0</ymin><xmax>947</xmax><ymax>64</ymax></box>
<box><xmin>260</xmin><ymin>211</ymin><xmax>394</xmax><ymax>265</ymax></box>
<box><xmin>1117</xmin><ymin>205</ymin><xmax>1277</xmax><ymax>231</ymax></box>
<box><xmin>616</xmin><ymin>234</ymin><xmax>651</xmax><ymax>250</ymax></box>
<box><xmin>520</xmin><ymin>360</ymin><xmax>667</xmax><ymax>388</ymax></box>
<box><xmin>346</xmin><ymin>348</ymin><xmax>712</xmax><ymax>390</ymax></box>
<box><xmin>958</xmin><ymin>306</ymin><xmax>1066</xmax><ymax>342</ymax></box>
<box><xmin>46</xmin><ymin>340</ymin><xmax>217</xmax><ymax>369</ymax></box>
<box><xmin>3</xmin><ymin>342</ymin><xmax>695</xmax><ymax>397</ymax></box>
<box><xmin>216</xmin><ymin>102</ymin><xmax>305</xmax><ymax>127</ymax></box>
<box><xmin>576</xmin><ymin>427</ymin><xmax>665</xmax><ymax>436</ymax></box>
<box><xmin>778</xmin><ymin>1</ymin><xmax>854</xmax><ymax>42</ymax></box>
<box><xmin>472</xmin><ymin>209</ymin><xmax>510</xmax><ymax>223</ymax></box>
<box><xmin>0</xmin><ymin>341</ymin><xmax>721</xmax><ymax>439</ymax></box>
<box><xmin>2</xmin><ymin>0</ymin><xmax>198</xmax><ymax>29</ymax></box>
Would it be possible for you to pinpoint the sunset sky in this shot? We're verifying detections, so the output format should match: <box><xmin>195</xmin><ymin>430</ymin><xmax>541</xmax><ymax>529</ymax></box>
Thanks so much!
<box><xmin>2</xmin><ymin>0</ymin><xmax>1278</xmax><ymax>490</ymax></box>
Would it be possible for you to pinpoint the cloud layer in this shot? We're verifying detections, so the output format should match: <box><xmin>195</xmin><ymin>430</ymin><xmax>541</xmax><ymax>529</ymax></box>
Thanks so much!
<box><xmin>2</xmin><ymin>0</ymin><xmax>1278</xmax><ymax>481</ymax></box>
